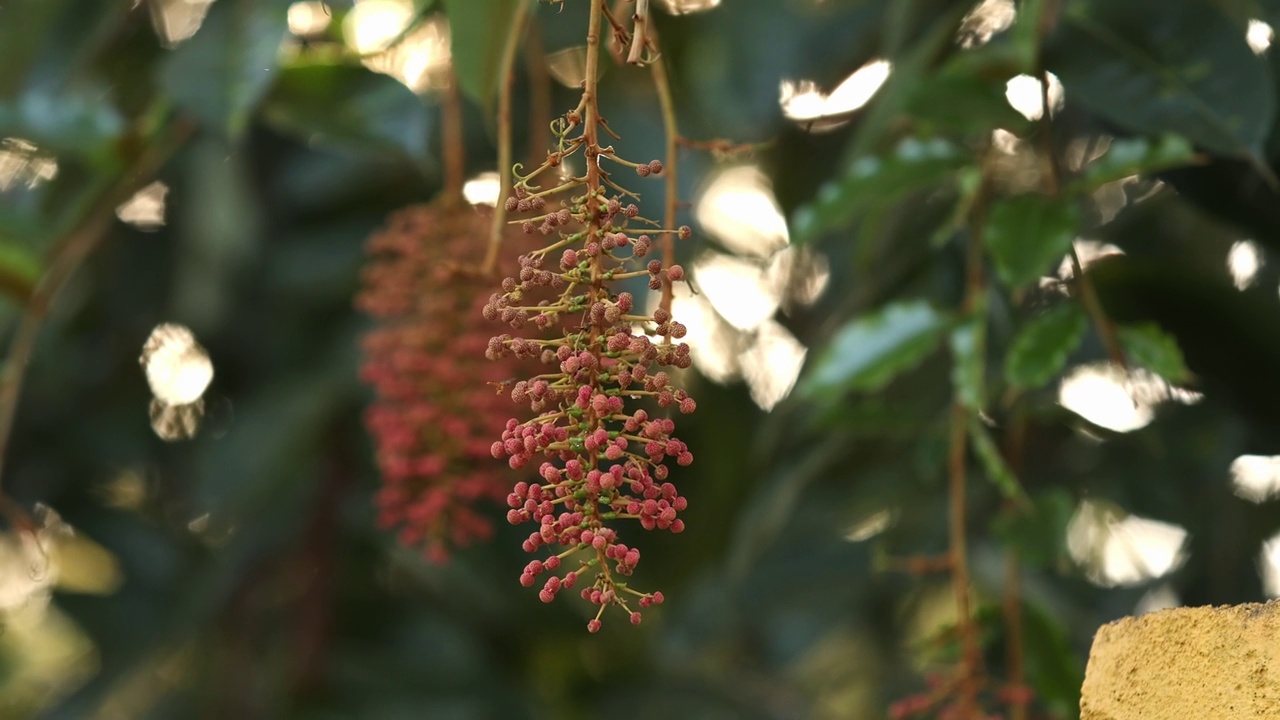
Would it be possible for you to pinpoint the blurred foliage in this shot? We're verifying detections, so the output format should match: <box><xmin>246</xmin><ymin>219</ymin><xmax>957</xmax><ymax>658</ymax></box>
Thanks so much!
<box><xmin>1</xmin><ymin>0</ymin><xmax>1280</xmax><ymax>718</ymax></box>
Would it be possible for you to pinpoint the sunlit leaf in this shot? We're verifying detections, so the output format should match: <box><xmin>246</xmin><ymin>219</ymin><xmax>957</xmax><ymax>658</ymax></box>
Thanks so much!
<box><xmin>161</xmin><ymin>0</ymin><xmax>292</xmax><ymax>139</ymax></box>
<box><xmin>985</xmin><ymin>193</ymin><xmax>1079</xmax><ymax>289</ymax></box>
<box><xmin>1005</xmin><ymin>303</ymin><xmax>1088</xmax><ymax>389</ymax></box>
<box><xmin>969</xmin><ymin>417</ymin><xmax>1027</xmax><ymax>504</ymax></box>
<box><xmin>260</xmin><ymin>62</ymin><xmax>431</xmax><ymax>163</ymax></box>
<box><xmin>1118</xmin><ymin>323</ymin><xmax>1191</xmax><ymax>383</ymax></box>
<box><xmin>1047</xmin><ymin>0</ymin><xmax>1275</xmax><ymax>169</ymax></box>
<box><xmin>801</xmin><ymin>301</ymin><xmax>948</xmax><ymax>396</ymax></box>
<box><xmin>792</xmin><ymin>137</ymin><xmax>966</xmax><ymax>244</ymax></box>
<box><xmin>442</xmin><ymin>0</ymin><xmax>522</xmax><ymax>109</ymax></box>
<box><xmin>1075</xmin><ymin>134</ymin><xmax>1196</xmax><ymax>191</ymax></box>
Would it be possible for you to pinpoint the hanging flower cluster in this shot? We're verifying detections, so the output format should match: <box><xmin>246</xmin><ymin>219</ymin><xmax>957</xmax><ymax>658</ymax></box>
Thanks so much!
<box><xmin>358</xmin><ymin>202</ymin><xmax>528</xmax><ymax>563</ymax></box>
<box><xmin>484</xmin><ymin>0</ymin><xmax>695</xmax><ymax>631</ymax></box>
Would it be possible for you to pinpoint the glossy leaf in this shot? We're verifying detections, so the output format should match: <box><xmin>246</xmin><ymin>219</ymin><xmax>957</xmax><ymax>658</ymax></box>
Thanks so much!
<box><xmin>985</xmin><ymin>193</ymin><xmax>1079</xmax><ymax>290</ymax></box>
<box><xmin>1047</xmin><ymin>0</ymin><xmax>1275</xmax><ymax>168</ymax></box>
<box><xmin>801</xmin><ymin>301</ymin><xmax>948</xmax><ymax>396</ymax></box>
<box><xmin>792</xmin><ymin>137</ymin><xmax>966</xmax><ymax>244</ymax></box>
<box><xmin>1076</xmin><ymin>133</ymin><xmax>1196</xmax><ymax>191</ymax></box>
<box><xmin>260</xmin><ymin>62</ymin><xmax>431</xmax><ymax>163</ymax></box>
<box><xmin>1118</xmin><ymin>322</ymin><xmax>1191</xmax><ymax>382</ymax></box>
<box><xmin>1005</xmin><ymin>303</ymin><xmax>1088</xmax><ymax>389</ymax></box>
<box><xmin>161</xmin><ymin>0</ymin><xmax>291</xmax><ymax>139</ymax></box>
<box><xmin>442</xmin><ymin>0</ymin><xmax>523</xmax><ymax>108</ymax></box>
<box><xmin>968</xmin><ymin>418</ymin><xmax>1028</xmax><ymax>505</ymax></box>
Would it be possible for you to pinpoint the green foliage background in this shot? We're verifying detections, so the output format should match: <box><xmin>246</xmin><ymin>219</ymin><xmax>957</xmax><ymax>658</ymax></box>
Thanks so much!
<box><xmin>3</xmin><ymin>0</ymin><xmax>1280</xmax><ymax>717</ymax></box>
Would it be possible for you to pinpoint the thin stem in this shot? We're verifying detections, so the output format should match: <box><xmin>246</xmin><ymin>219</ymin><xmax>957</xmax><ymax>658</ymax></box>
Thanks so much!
<box><xmin>949</xmin><ymin>162</ymin><xmax>990</xmax><ymax>716</ymax></box>
<box><xmin>1037</xmin><ymin>70</ymin><xmax>1126</xmax><ymax>369</ymax></box>
<box><xmin>482</xmin><ymin>0</ymin><xmax>531</xmax><ymax>276</ymax></box>
<box><xmin>626</xmin><ymin>0</ymin><xmax>650</xmax><ymax>64</ymax></box>
<box><xmin>1001</xmin><ymin>404</ymin><xmax>1030</xmax><ymax>720</ymax></box>
<box><xmin>441</xmin><ymin>67</ymin><xmax>466</xmax><ymax>205</ymax></box>
<box><xmin>524</xmin><ymin>16</ymin><xmax>553</xmax><ymax>168</ymax></box>
<box><xmin>649</xmin><ymin>51</ymin><xmax>678</xmax><ymax>318</ymax></box>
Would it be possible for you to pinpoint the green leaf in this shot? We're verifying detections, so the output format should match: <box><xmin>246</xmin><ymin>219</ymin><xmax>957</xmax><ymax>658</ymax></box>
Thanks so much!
<box><xmin>992</xmin><ymin>488</ymin><xmax>1075</xmax><ymax>568</ymax></box>
<box><xmin>161</xmin><ymin>0</ymin><xmax>291</xmax><ymax>139</ymax></box>
<box><xmin>1118</xmin><ymin>323</ymin><xmax>1191</xmax><ymax>382</ymax></box>
<box><xmin>442</xmin><ymin>0</ymin><xmax>523</xmax><ymax>108</ymax></box>
<box><xmin>985</xmin><ymin>193</ymin><xmax>1079</xmax><ymax>289</ymax></box>
<box><xmin>905</xmin><ymin>43</ymin><xmax>1031</xmax><ymax>135</ymax></box>
<box><xmin>1022</xmin><ymin>601</ymin><xmax>1085</xmax><ymax>716</ymax></box>
<box><xmin>260</xmin><ymin>62</ymin><xmax>431</xmax><ymax>164</ymax></box>
<box><xmin>792</xmin><ymin>137</ymin><xmax>966</xmax><ymax>244</ymax></box>
<box><xmin>801</xmin><ymin>301</ymin><xmax>948</xmax><ymax>396</ymax></box>
<box><xmin>1046</xmin><ymin>0</ymin><xmax>1275</xmax><ymax>170</ymax></box>
<box><xmin>968</xmin><ymin>418</ymin><xmax>1028</xmax><ymax>504</ymax></box>
<box><xmin>1005</xmin><ymin>303</ymin><xmax>1088</xmax><ymax>389</ymax></box>
<box><xmin>1075</xmin><ymin>133</ymin><xmax>1196</xmax><ymax>191</ymax></box>
<box><xmin>0</xmin><ymin>242</ymin><xmax>40</xmax><ymax>302</ymax></box>
<box><xmin>950</xmin><ymin>312</ymin><xmax>985</xmax><ymax>410</ymax></box>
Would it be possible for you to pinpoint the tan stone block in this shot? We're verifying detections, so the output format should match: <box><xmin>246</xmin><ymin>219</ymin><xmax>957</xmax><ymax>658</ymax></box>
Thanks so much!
<box><xmin>1081</xmin><ymin>600</ymin><xmax>1280</xmax><ymax>720</ymax></box>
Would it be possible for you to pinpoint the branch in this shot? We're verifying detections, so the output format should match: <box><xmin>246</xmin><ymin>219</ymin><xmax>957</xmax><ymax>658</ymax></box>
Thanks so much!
<box><xmin>0</xmin><ymin>115</ymin><xmax>194</xmax><ymax>491</ymax></box>
<box><xmin>482</xmin><ymin>0</ymin><xmax>531</xmax><ymax>276</ymax></box>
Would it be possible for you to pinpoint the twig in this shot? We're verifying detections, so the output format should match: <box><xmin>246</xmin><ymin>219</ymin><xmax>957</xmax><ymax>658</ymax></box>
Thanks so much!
<box><xmin>482</xmin><ymin>0</ymin><xmax>531</xmax><ymax>276</ymax></box>
<box><xmin>1036</xmin><ymin>69</ymin><xmax>1126</xmax><ymax>369</ymax></box>
<box><xmin>441</xmin><ymin>66</ymin><xmax>466</xmax><ymax>206</ymax></box>
<box><xmin>626</xmin><ymin>0</ymin><xmax>651</xmax><ymax>65</ymax></box>
<box><xmin>0</xmin><ymin>116</ymin><xmax>193</xmax><ymax>491</ymax></box>
<box><xmin>524</xmin><ymin>16</ymin><xmax>553</xmax><ymax>168</ymax></box>
<box><xmin>648</xmin><ymin>50</ymin><xmax>678</xmax><ymax>317</ymax></box>
<box><xmin>948</xmin><ymin>159</ymin><xmax>991</xmax><ymax>717</ymax></box>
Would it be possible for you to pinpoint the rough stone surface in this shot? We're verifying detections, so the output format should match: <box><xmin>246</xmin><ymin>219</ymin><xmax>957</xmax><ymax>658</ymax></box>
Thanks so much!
<box><xmin>1081</xmin><ymin>600</ymin><xmax>1280</xmax><ymax>719</ymax></box>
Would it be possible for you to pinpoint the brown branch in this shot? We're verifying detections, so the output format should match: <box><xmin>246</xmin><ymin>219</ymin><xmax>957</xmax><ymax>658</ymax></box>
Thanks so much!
<box><xmin>626</xmin><ymin>0</ymin><xmax>650</xmax><ymax>65</ymax></box>
<box><xmin>647</xmin><ymin>43</ymin><xmax>678</xmax><ymax>317</ymax></box>
<box><xmin>948</xmin><ymin>162</ymin><xmax>991</xmax><ymax>716</ymax></box>
<box><xmin>441</xmin><ymin>67</ymin><xmax>466</xmax><ymax>206</ymax></box>
<box><xmin>482</xmin><ymin>0</ymin><xmax>531</xmax><ymax>276</ymax></box>
<box><xmin>524</xmin><ymin>16</ymin><xmax>553</xmax><ymax>169</ymax></box>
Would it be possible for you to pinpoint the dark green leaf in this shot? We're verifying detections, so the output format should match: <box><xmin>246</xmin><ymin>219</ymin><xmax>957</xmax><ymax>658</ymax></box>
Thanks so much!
<box><xmin>801</xmin><ymin>301</ymin><xmax>948</xmax><ymax>396</ymax></box>
<box><xmin>992</xmin><ymin>488</ymin><xmax>1075</xmax><ymax>568</ymax></box>
<box><xmin>1046</xmin><ymin>0</ymin><xmax>1275</xmax><ymax>168</ymax></box>
<box><xmin>161</xmin><ymin>0</ymin><xmax>291</xmax><ymax>139</ymax></box>
<box><xmin>1022</xmin><ymin>601</ymin><xmax>1085</xmax><ymax>716</ymax></box>
<box><xmin>950</xmin><ymin>312</ymin><xmax>985</xmax><ymax>410</ymax></box>
<box><xmin>906</xmin><ymin>43</ymin><xmax>1031</xmax><ymax>135</ymax></box>
<box><xmin>442</xmin><ymin>0</ymin><xmax>522</xmax><ymax>108</ymax></box>
<box><xmin>0</xmin><ymin>242</ymin><xmax>40</xmax><ymax>302</ymax></box>
<box><xmin>260</xmin><ymin>62</ymin><xmax>431</xmax><ymax>164</ymax></box>
<box><xmin>1118</xmin><ymin>323</ymin><xmax>1191</xmax><ymax>382</ymax></box>
<box><xmin>1005</xmin><ymin>303</ymin><xmax>1088</xmax><ymax>389</ymax></box>
<box><xmin>968</xmin><ymin>418</ymin><xmax>1027</xmax><ymax>504</ymax></box>
<box><xmin>985</xmin><ymin>193</ymin><xmax>1079</xmax><ymax>289</ymax></box>
<box><xmin>1076</xmin><ymin>134</ymin><xmax>1196</xmax><ymax>191</ymax></box>
<box><xmin>792</xmin><ymin>137</ymin><xmax>966</xmax><ymax>244</ymax></box>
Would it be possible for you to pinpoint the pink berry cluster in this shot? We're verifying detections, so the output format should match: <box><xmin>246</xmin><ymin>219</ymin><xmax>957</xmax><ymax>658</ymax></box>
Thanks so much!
<box><xmin>357</xmin><ymin>202</ymin><xmax>529</xmax><ymax>563</ymax></box>
<box><xmin>483</xmin><ymin>54</ymin><xmax>696</xmax><ymax>631</ymax></box>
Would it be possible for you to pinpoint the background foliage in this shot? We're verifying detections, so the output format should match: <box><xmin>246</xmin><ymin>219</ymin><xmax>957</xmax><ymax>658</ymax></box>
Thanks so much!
<box><xmin>3</xmin><ymin>0</ymin><xmax>1280</xmax><ymax>717</ymax></box>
